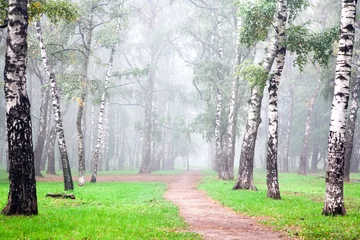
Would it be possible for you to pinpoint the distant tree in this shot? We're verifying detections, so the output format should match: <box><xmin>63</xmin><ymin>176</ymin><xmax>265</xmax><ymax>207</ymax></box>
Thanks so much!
<box><xmin>323</xmin><ymin>0</ymin><xmax>357</xmax><ymax>216</ymax></box>
<box><xmin>32</xmin><ymin>0</ymin><xmax>78</xmax><ymax>190</ymax></box>
<box><xmin>2</xmin><ymin>0</ymin><xmax>38</xmax><ymax>216</ymax></box>
<box><xmin>298</xmin><ymin>79</ymin><xmax>321</xmax><ymax>175</ymax></box>
<box><xmin>91</xmin><ymin>17</ymin><xmax>122</xmax><ymax>183</ymax></box>
<box><xmin>344</xmin><ymin>51</ymin><xmax>360</xmax><ymax>182</ymax></box>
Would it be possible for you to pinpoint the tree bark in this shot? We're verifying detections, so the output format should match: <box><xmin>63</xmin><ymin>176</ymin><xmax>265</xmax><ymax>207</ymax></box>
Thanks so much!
<box><xmin>344</xmin><ymin>56</ymin><xmax>360</xmax><ymax>182</ymax></box>
<box><xmin>282</xmin><ymin>85</ymin><xmax>294</xmax><ymax>172</ymax></box>
<box><xmin>266</xmin><ymin>0</ymin><xmax>287</xmax><ymax>200</ymax></box>
<box><xmin>350</xmin><ymin>125</ymin><xmax>360</xmax><ymax>172</ymax></box>
<box><xmin>90</xmin><ymin>46</ymin><xmax>116</xmax><ymax>183</ymax></box>
<box><xmin>222</xmin><ymin>15</ymin><xmax>241</xmax><ymax>181</ymax></box>
<box><xmin>215</xmin><ymin>4</ymin><xmax>226</xmax><ymax>179</ymax></box>
<box><xmin>298</xmin><ymin>81</ymin><xmax>320</xmax><ymax>175</ymax></box>
<box><xmin>2</xmin><ymin>0</ymin><xmax>38</xmax><ymax>216</ymax></box>
<box><xmin>35</xmin><ymin>20</ymin><xmax>73</xmax><ymax>191</ymax></box>
<box><xmin>46</xmin><ymin>126</ymin><xmax>56</xmax><ymax>175</ymax></box>
<box><xmin>323</xmin><ymin>0</ymin><xmax>357</xmax><ymax>216</ymax></box>
<box><xmin>34</xmin><ymin>88</ymin><xmax>49</xmax><ymax>177</ymax></box>
<box><xmin>233</xmin><ymin>39</ymin><xmax>277</xmax><ymax>190</ymax></box>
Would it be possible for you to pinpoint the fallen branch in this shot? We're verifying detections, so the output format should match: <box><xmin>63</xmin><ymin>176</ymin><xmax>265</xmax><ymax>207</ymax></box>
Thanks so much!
<box><xmin>46</xmin><ymin>193</ymin><xmax>76</xmax><ymax>199</ymax></box>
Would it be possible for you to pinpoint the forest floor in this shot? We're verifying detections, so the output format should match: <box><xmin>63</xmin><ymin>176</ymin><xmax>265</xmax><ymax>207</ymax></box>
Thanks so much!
<box><xmin>38</xmin><ymin>171</ymin><xmax>288</xmax><ymax>239</ymax></box>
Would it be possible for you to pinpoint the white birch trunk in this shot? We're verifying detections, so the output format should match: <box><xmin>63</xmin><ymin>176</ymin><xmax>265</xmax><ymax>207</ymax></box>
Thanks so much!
<box><xmin>215</xmin><ymin>4</ymin><xmax>225</xmax><ymax>178</ymax></box>
<box><xmin>233</xmin><ymin>38</ymin><xmax>277</xmax><ymax>190</ymax></box>
<box><xmin>35</xmin><ymin>20</ymin><xmax>73</xmax><ymax>191</ymax></box>
<box><xmin>266</xmin><ymin>0</ymin><xmax>287</xmax><ymax>200</ymax></box>
<box><xmin>2</xmin><ymin>0</ymin><xmax>38</xmax><ymax>215</ymax></box>
<box><xmin>223</xmin><ymin>15</ymin><xmax>241</xmax><ymax>181</ymax></box>
<box><xmin>90</xmin><ymin>46</ymin><xmax>116</xmax><ymax>182</ymax></box>
<box><xmin>323</xmin><ymin>0</ymin><xmax>357</xmax><ymax>216</ymax></box>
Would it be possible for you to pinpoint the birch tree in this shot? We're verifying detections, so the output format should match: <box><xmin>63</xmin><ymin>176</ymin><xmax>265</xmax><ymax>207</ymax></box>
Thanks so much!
<box><xmin>323</xmin><ymin>0</ymin><xmax>357</xmax><ymax>216</ymax></box>
<box><xmin>90</xmin><ymin>42</ymin><xmax>117</xmax><ymax>183</ymax></box>
<box><xmin>2</xmin><ymin>0</ymin><xmax>38</xmax><ymax>215</ymax></box>
<box><xmin>266</xmin><ymin>0</ymin><xmax>287</xmax><ymax>199</ymax></box>
<box><xmin>33</xmin><ymin>1</ymin><xmax>78</xmax><ymax>191</ymax></box>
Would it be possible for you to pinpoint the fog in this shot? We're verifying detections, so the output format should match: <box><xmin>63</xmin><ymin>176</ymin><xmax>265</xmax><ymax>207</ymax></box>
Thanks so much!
<box><xmin>0</xmin><ymin>0</ymin><xmax>356</xmax><ymax>177</ymax></box>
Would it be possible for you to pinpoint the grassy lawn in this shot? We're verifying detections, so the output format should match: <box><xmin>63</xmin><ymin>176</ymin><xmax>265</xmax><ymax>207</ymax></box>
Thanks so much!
<box><xmin>0</xmin><ymin>173</ymin><xmax>200</xmax><ymax>239</ymax></box>
<box><xmin>199</xmin><ymin>170</ymin><xmax>360</xmax><ymax>239</ymax></box>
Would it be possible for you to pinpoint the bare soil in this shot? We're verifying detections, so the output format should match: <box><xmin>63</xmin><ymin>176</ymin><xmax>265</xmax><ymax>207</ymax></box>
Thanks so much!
<box><xmin>38</xmin><ymin>171</ymin><xmax>287</xmax><ymax>239</ymax></box>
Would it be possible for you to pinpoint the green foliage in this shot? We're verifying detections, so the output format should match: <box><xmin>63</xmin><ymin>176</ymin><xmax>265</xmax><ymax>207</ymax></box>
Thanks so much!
<box><xmin>200</xmin><ymin>170</ymin><xmax>360</xmax><ymax>239</ymax></box>
<box><xmin>28</xmin><ymin>0</ymin><xmax>79</xmax><ymax>23</ymax></box>
<box><xmin>286</xmin><ymin>25</ymin><xmax>339</xmax><ymax>71</ymax></box>
<box><xmin>237</xmin><ymin>0</ymin><xmax>276</xmax><ymax>46</ymax></box>
<box><xmin>0</xmin><ymin>0</ymin><xmax>7</xmax><ymax>25</ymax></box>
<box><xmin>287</xmin><ymin>0</ymin><xmax>310</xmax><ymax>22</ymax></box>
<box><xmin>237</xmin><ymin>60</ymin><xmax>268</xmax><ymax>91</ymax></box>
<box><xmin>0</xmin><ymin>181</ymin><xmax>200</xmax><ymax>239</ymax></box>
<box><xmin>191</xmin><ymin>109</ymin><xmax>215</xmax><ymax>142</ymax></box>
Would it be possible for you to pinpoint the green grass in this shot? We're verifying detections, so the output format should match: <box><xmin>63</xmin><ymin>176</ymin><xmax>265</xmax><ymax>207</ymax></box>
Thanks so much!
<box><xmin>0</xmin><ymin>181</ymin><xmax>200</xmax><ymax>240</ymax></box>
<box><xmin>199</xmin><ymin>170</ymin><xmax>360</xmax><ymax>240</ymax></box>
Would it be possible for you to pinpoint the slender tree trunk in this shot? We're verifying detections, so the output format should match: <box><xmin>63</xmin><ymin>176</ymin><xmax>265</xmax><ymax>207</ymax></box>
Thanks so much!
<box><xmin>298</xmin><ymin>81</ymin><xmax>321</xmax><ymax>175</ymax></box>
<box><xmin>2</xmin><ymin>0</ymin><xmax>38</xmax><ymax>215</ymax></box>
<box><xmin>34</xmin><ymin>89</ymin><xmax>49</xmax><ymax>177</ymax></box>
<box><xmin>35</xmin><ymin>20</ymin><xmax>73</xmax><ymax>191</ymax></box>
<box><xmin>282</xmin><ymin>85</ymin><xmax>294</xmax><ymax>172</ymax></box>
<box><xmin>233</xmin><ymin>39</ymin><xmax>277</xmax><ymax>190</ymax></box>
<box><xmin>46</xmin><ymin>125</ymin><xmax>56</xmax><ymax>175</ymax></box>
<box><xmin>77</xmin><ymin>4</ymin><xmax>94</xmax><ymax>184</ymax></box>
<box><xmin>139</xmin><ymin>53</ymin><xmax>157</xmax><ymax>173</ymax></box>
<box><xmin>266</xmin><ymin>0</ymin><xmax>287</xmax><ymax>200</ymax></box>
<box><xmin>311</xmin><ymin>136</ymin><xmax>319</xmax><ymax>171</ymax></box>
<box><xmin>350</xmin><ymin>125</ymin><xmax>360</xmax><ymax>172</ymax></box>
<box><xmin>215</xmin><ymin>4</ymin><xmax>225</xmax><ymax>179</ymax></box>
<box><xmin>91</xmin><ymin>46</ymin><xmax>116</xmax><ymax>182</ymax></box>
<box><xmin>323</xmin><ymin>0</ymin><xmax>357</xmax><ymax>216</ymax></box>
<box><xmin>88</xmin><ymin>104</ymin><xmax>95</xmax><ymax>171</ymax></box>
<box><xmin>344</xmin><ymin>56</ymin><xmax>360</xmax><ymax>182</ymax></box>
<box><xmin>222</xmin><ymin>15</ymin><xmax>241</xmax><ymax>181</ymax></box>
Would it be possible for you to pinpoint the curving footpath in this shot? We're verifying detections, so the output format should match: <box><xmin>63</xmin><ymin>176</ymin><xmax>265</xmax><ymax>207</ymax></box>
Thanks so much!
<box><xmin>164</xmin><ymin>171</ymin><xmax>286</xmax><ymax>240</ymax></box>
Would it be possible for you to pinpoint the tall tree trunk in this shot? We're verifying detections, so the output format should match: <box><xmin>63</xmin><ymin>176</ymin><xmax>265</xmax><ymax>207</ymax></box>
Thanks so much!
<box><xmin>160</xmin><ymin>100</ymin><xmax>169</xmax><ymax>171</ymax></box>
<box><xmin>323</xmin><ymin>0</ymin><xmax>357</xmax><ymax>216</ymax></box>
<box><xmin>2</xmin><ymin>0</ymin><xmax>38</xmax><ymax>215</ymax></box>
<box><xmin>222</xmin><ymin>15</ymin><xmax>241</xmax><ymax>181</ymax></box>
<box><xmin>233</xmin><ymin>38</ymin><xmax>277</xmax><ymax>190</ymax></box>
<box><xmin>139</xmin><ymin>54</ymin><xmax>157</xmax><ymax>173</ymax></box>
<box><xmin>298</xmin><ymin>81</ymin><xmax>321</xmax><ymax>175</ymax></box>
<box><xmin>88</xmin><ymin>104</ymin><xmax>95</xmax><ymax>171</ymax></box>
<box><xmin>77</xmin><ymin>4</ymin><xmax>94</xmax><ymax>185</ymax></box>
<box><xmin>282</xmin><ymin>85</ymin><xmax>294</xmax><ymax>172</ymax></box>
<box><xmin>350</xmin><ymin>125</ymin><xmax>360</xmax><ymax>172</ymax></box>
<box><xmin>46</xmin><ymin>125</ymin><xmax>56</xmax><ymax>175</ymax></box>
<box><xmin>266</xmin><ymin>0</ymin><xmax>287</xmax><ymax>200</ymax></box>
<box><xmin>344</xmin><ymin>56</ymin><xmax>360</xmax><ymax>182</ymax></box>
<box><xmin>215</xmin><ymin>4</ymin><xmax>226</xmax><ymax>179</ymax></box>
<box><xmin>35</xmin><ymin>20</ymin><xmax>73</xmax><ymax>191</ymax></box>
<box><xmin>91</xmin><ymin>46</ymin><xmax>116</xmax><ymax>182</ymax></box>
<box><xmin>311</xmin><ymin>136</ymin><xmax>319</xmax><ymax>171</ymax></box>
<box><xmin>34</xmin><ymin>89</ymin><xmax>49</xmax><ymax>177</ymax></box>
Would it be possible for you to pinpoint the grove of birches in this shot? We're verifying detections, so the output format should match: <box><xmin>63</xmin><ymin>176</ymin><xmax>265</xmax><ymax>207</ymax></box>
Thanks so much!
<box><xmin>0</xmin><ymin>0</ymin><xmax>358</xmax><ymax>217</ymax></box>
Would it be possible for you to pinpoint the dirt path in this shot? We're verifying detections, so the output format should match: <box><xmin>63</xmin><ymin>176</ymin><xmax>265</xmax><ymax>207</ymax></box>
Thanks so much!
<box><xmin>38</xmin><ymin>171</ymin><xmax>286</xmax><ymax>239</ymax></box>
<box><xmin>164</xmin><ymin>171</ymin><xmax>285</xmax><ymax>240</ymax></box>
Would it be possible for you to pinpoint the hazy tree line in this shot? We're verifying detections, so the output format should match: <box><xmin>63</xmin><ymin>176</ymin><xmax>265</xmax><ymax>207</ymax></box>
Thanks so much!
<box><xmin>0</xmin><ymin>0</ymin><xmax>358</xmax><ymax>217</ymax></box>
